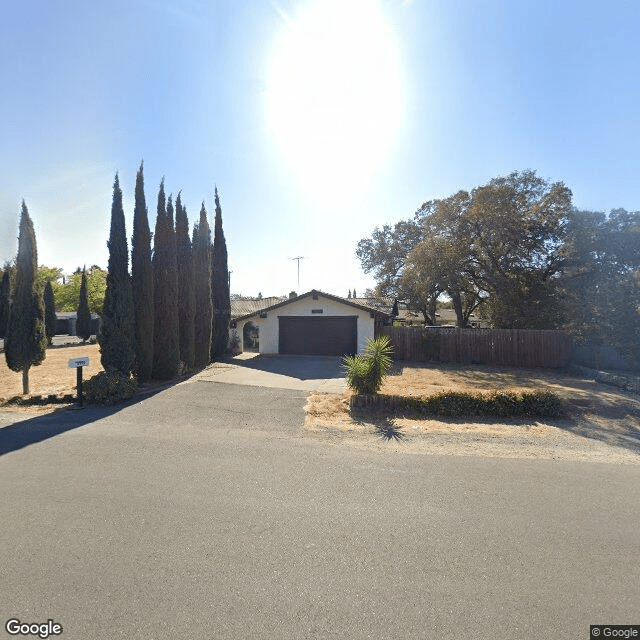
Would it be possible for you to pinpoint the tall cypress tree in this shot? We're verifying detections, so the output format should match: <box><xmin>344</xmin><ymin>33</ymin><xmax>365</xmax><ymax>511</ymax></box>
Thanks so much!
<box><xmin>76</xmin><ymin>267</ymin><xmax>92</xmax><ymax>342</ymax></box>
<box><xmin>5</xmin><ymin>201</ymin><xmax>46</xmax><ymax>394</ymax></box>
<box><xmin>211</xmin><ymin>186</ymin><xmax>231</xmax><ymax>359</ymax></box>
<box><xmin>43</xmin><ymin>280</ymin><xmax>57</xmax><ymax>345</ymax></box>
<box><xmin>175</xmin><ymin>193</ymin><xmax>195</xmax><ymax>369</ymax></box>
<box><xmin>193</xmin><ymin>203</ymin><xmax>212</xmax><ymax>367</ymax></box>
<box><xmin>131</xmin><ymin>161</ymin><xmax>154</xmax><ymax>382</ymax></box>
<box><xmin>152</xmin><ymin>184</ymin><xmax>180</xmax><ymax>379</ymax></box>
<box><xmin>99</xmin><ymin>173</ymin><xmax>135</xmax><ymax>374</ymax></box>
<box><xmin>0</xmin><ymin>268</ymin><xmax>10</xmax><ymax>339</ymax></box>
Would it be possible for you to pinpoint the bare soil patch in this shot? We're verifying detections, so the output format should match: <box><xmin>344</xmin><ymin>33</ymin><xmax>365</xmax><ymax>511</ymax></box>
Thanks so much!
<box><xmin>305</xmin><ymin>362</ymin><xmax>640</xmax><ymax>464</ymax></box>
<box><xmin>0</xmin><ymin>343</ymin><xmax>102</xmax><ymax>411</ymax></box>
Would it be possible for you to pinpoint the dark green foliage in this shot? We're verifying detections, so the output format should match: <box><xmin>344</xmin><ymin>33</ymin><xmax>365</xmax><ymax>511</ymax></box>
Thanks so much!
<box><xmin>5</xmin><ymin>201</ymin><xmax>47</xmax><ymax>394</ymax></box>
<box><xmin>0</xmin><ymin>269</ymin><xmax>10</xmax><ymax>339</ymax></box>
<box><xmin>76</xmin><ymin>268</ymin><xmax>92</xmax><ymax>342</ymax></box>
<box><xmin>193</xmin><ymin>203</ymin><xmax>212</xmax><ymax>367</ymax></box>
<box><xmin>351</xmin><ymin>390</ymin><xmax>564</xmax><ymax>419</ymax></box>
<box><xmin>211</xmin><ymin>186</ymin><xmax>230</xmax><ymax>359</ymax></box>
<box><xmin>43</xmin><ymin>280</ymin><xmax>57</xmax><ymax>345</ymax></box>
<box><xmin>564</xmin><ymin>208</ymin><xmax>640</xmax><ymax>369</ymax></box>
<box><xmin>131</xmin><ymin>161</ymin><xmax>154</xmax><ymax>382</ymax></box>
<box><xmin>357</xmin><ymin>170</ymin><xmax>572</xmax><ymax>328</ymax></box>
<box><xmin>421</xmin><ymin>390</ymin><xmax>565</xmax><ymax>418</ymax></box>
<box><xmin>152</xmin><ymin>183</ymin><xmax>180</xmax><ymax>380</ymax></box>
<box><xmin>51</xmin><ymin>265</ymin><xmax>107</xmax><ymax>313</ymax></box>
<box><xmin>175</xmin><ymin>193</ymin><xmax>195</xmax><ymax>369</ymax></box>
<box><xmin>84</xmin><ymin>370</ymin><xmax>137</xmax><ymax>405</ymax></box>
<box><xmin>344</xmin><ymin>336</ymin><xmax>394</xmax><ymax>395</ymax></box>
<box><xmin>4</xmin><ymin>392</ymin><xmax>75</xmax><ymax>407</ymax></box>
<box><xmin>99</xmin><ymin>174</ymin><xmax>136</xmax><ymax>375</ymax></box>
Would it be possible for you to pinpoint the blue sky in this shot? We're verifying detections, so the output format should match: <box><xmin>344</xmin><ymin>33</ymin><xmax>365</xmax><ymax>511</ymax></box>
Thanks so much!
<box><xmin>1</xmin><ymin>0</ymin><xmax>638</xmax><ymax>297</ymax></box>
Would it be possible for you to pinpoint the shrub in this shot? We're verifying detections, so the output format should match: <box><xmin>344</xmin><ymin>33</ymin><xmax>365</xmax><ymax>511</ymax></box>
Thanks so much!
<box><xmin>228</xmin><ymin>330</ymin><xmax>240</xmax><ymax>355</ymax></box>
<box><xmin>419</xmin><ymin>390</ymin><xmax>563</xmax><ymax>418</ymax></box>
<box><xmin>344</xmin><ymin>336</ymin><xmax>394</xmax><ymax>395</ymax></box>
<box><xmin>350</xmin><ymin>389</ymin><xmax>565</xmax><ymax>419</ymax></box>
<box><xmin>84</xmin><ymin>370</ymin><xmax>137</xmax><ymax>405</ymax></box>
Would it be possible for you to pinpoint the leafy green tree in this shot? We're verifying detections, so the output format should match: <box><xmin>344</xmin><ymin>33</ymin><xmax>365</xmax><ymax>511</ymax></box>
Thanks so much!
<box><xmin>99</xmin><ymin>173</ymin><xmax>135</xmax><ymax>374</ymax></box>
<box><xmin>358</xmin><ymin>170</ymin><xmax>572</xmax><ymax>329</ymax></box>
<box><xmin>131</xmin><ymin>161</ymin><xmax>154</xmax><ymax>382</ymax></box>
<box><xmin>464</xmin><ymin>171</ymin><xmax>571</xmax><ymax>328</ymax></box>
<box><xmin>357</xmin><ymin>216</ymin><xmax>424</xmax><ymax>308</ymax></box>
<box><xmin>36</xmin><ymin>266</ymin><xmax>64</xmax><ymax>297</ymax></box>
<box><xmin>564</xmin><ymin>207</ymin><xmax>640</xmax><ymax>368</ymax></box>
<box><xmin>193</xmin><ymin>203</ymin><xmax>212</xmax><ymax>367</ymax></box>
<box><xmin>211</xmin><ymin>186</ymin><xmax>230</xmax><ymax>359</ymax></box>
<box><xmin>55</xmin><ymin>266</ymin><xmax>106</xmax><ymax>313</ymax></box>
<box><xmin>152</xmin><ymin>184</ymin><xmax>180</xmax><ymax>380</ymax></box>
<box><xmin>43</xmin><ymin>280</ymin><xmax>57</xmax><ymax>345</ymax></box>
<box><xmin>5</xmin><ymin>202</ymin><xmax>47</xmax><ymax>394</ymax></box>
<box><xmin>175</xmin><ymin>193</ymin><xmax>195</xmax><ymax>369</ymax></box>
<box><xmin>76</xmin><ymin>267</ymin><xmax>92</xmax><ymax>342</ymax></box>
<box><xmin>399</xmin><ymin>236</ymin><xmax>447</xmax><ymax>324</ymax></box>
<box><xmin>416</xmin><ymin>192</ymin><xmax>486</xmax><ymax>327</ymax></box>
<box><xmin>0</xmin><ymin>267</ymin><xmax>11</xmax><ymax>339</ymax></box>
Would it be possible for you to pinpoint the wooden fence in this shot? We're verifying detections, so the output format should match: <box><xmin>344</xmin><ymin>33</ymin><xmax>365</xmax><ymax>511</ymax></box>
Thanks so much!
<box><xmin>376</xmin><ymin>326</ymin><xmax>570</xmax><ymax>368</ymax></box>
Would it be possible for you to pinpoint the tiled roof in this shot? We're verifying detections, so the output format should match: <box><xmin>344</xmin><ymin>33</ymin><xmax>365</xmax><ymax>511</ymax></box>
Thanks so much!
<box><xmin>230</xmin><ymin>297</ymin><xmax>286</xmax><ymax>319</ymax></box>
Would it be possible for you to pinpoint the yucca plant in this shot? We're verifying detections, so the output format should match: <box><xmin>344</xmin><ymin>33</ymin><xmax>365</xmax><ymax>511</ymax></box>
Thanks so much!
<box><xmin>343</xmin><ymin>336</ymin><xmax>394</xmax><ymax>395</ymax></box>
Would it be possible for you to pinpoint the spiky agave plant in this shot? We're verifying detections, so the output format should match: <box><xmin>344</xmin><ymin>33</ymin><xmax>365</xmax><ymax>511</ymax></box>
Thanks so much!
<box><xmin>343</xmin><ymin>336</ymin><xmax>394</xmax><ymax>395</ymax></box>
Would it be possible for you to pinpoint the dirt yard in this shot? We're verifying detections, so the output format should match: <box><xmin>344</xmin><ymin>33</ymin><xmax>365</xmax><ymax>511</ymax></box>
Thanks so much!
<box><xmin>0</xmin><ymin>342</ymin><xmax>102</xmax><ymax>407</ymax></box>
<box><xmin>305</xmin><ymin>362</ymin><xmax>640</xmax><ymax>464</ymax></box>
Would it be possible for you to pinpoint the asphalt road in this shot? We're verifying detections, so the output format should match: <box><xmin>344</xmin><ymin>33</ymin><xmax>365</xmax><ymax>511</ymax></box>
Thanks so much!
<box><xmin>1</xmin><ymin>380</ymin><xmax>639</xmax><ymax>640</ymax></box>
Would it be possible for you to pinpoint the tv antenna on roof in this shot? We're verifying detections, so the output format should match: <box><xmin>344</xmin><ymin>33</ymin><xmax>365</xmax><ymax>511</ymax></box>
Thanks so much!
<box><xmin>290</xmin><ymin>256</ymin><xmax>306</xmax><ymax>288</ymax></box>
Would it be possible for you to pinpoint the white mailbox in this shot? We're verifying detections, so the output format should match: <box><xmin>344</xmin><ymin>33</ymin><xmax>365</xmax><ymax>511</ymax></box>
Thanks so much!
<box><xmin>68</xmin><ymin>357</ymin><xmax>90</xmax><ymax>368</ymax></box>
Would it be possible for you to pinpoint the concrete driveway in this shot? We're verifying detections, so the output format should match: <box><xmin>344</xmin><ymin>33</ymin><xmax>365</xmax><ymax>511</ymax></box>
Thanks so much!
<box><xmin>190</xmin><ymin>353</ymin><xmax>347</xmax><ymax>392</ymax></box>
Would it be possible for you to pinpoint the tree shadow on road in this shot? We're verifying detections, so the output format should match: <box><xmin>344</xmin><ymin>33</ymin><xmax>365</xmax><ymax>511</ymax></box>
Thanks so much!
<box><xmin>0</xmin><ymin>405</ymin><xmax>124</xmax><ymax>457</ymax></box>
<box><xmin>0</xmin><ymin>379</ymin><xmax>179</xmax><ymax>457</ymax></box>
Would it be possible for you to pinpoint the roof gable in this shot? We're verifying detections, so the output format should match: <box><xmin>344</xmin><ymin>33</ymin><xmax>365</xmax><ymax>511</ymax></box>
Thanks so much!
<box><xmin>233</xmin><ymin>289</ymin><xmax>390</xmax><ymax>323</ymax></box>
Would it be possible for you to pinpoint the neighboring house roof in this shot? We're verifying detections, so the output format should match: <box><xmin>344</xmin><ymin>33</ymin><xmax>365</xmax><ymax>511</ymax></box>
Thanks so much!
<box><xmin>56</xmin><ymin>311</ymin><xmax>100</xmax><ymax>319</ymax></box>
<box><xmin>352</xmin><ymin>297</ymin><xmax>423</xmax><ymax>323</ymax></box>
<box><xmin>352</xmin><ymin>298</ymin><xmax>480</xmax><ymax>326</ymax></box>
<box><xmin>232</xmin><ymin>289</ymin><xmax>391</xmax><ymax>324</ymax></box>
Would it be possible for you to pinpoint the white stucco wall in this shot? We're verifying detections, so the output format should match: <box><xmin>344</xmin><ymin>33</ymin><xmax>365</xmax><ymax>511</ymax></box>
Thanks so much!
<box><xmin>249</xmin><ymin>294</ymin><xmax>375</xmax><ymax>354</ymax></box>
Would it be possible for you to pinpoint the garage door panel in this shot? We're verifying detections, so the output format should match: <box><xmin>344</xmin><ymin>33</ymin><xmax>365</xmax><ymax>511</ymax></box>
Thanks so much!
<box><xmin>279</xmin><ymin>316</ymin><xmax>357</xmax><ymax>356</ymax></box>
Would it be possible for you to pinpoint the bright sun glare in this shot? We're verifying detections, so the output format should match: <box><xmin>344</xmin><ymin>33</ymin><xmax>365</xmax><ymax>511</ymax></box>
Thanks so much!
<box><xmin>267</xmin><ymin>0</ymin><xmax>404</xmax><ymax>207</ymax></box>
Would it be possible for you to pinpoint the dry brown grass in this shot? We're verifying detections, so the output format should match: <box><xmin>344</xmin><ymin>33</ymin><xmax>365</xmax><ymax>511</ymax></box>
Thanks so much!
<box><xmin>0</xmin><ymin>343</ymin><xmax>102</xmax><ymax>409</ymax></box>
<box><xmin>305</xmin><ymin>362</ymin><xmax>640</xmax><ymax>464</ymax></box>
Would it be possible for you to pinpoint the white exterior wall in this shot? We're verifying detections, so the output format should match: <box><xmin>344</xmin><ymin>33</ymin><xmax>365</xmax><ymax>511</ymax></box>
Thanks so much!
<box><xmin>252</xmin><ymin>295</ymin><xmax>375</xmax><ymax>355</ymax></box>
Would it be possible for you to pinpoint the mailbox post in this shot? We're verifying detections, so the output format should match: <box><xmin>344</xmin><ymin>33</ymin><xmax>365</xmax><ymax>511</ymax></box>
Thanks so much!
<box><xmin>68</xmin><ymin>357</ymin><xmax>90</xmax><ymax>408</ymax></box>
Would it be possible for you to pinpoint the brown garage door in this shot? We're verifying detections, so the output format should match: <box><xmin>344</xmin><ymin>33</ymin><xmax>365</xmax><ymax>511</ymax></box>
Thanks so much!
<box><xmin>279</xmin><ymin>316</ymin><xmax>357</xmax><ymax>356</ymax></box>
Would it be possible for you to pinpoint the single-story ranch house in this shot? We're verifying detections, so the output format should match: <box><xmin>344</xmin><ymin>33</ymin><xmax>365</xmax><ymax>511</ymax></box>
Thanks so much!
<box><xmin>230</xmin><ymin>290</ymin><xmax>389</xmax><ymax>356</ymax></box>
<box><xmin>55</xmin><ymin>311</ymin><xmax>101</xmax><ymax>336</ymax></box>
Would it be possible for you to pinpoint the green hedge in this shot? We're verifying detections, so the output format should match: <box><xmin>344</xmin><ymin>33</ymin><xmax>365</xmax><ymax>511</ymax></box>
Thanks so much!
<box><xmin>350</xmin><ymin>390</ymin><xmax>564</xmax><ymax>419</ymax></box>
<box><xmin>2</xmin><ymin>393</ymin><xmax>76</xmax><ymax>406</ymax></box>
<box><xmin>84</xmin><ymin>370</ymin><xmax>137</xmax><ymax>405</ymax></box>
